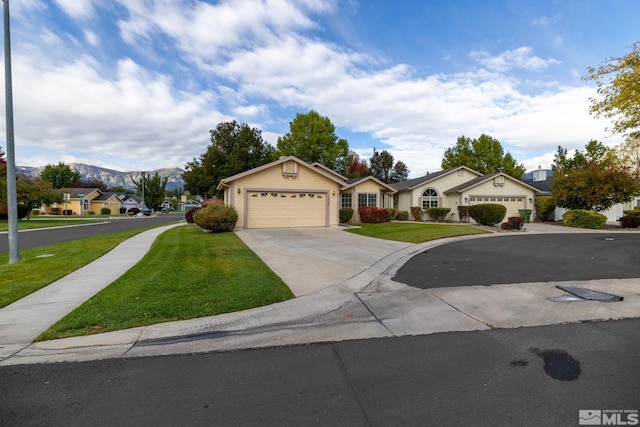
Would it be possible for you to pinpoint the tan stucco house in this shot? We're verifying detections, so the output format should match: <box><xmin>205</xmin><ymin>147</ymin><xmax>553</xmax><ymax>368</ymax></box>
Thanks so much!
<box><xmin>391</xmin><ymin>166</ymin><xmax>541</xmax><ymax>221</ymax></box>
<box><xmin>41</xmin><ymin>188</ymin><xmax>123</xmax><ymax>215</ymax></box>
<box><xmin>217</xmin><ymin>156</ymin><xmax>395</xmax><ymax>228</ymax></box>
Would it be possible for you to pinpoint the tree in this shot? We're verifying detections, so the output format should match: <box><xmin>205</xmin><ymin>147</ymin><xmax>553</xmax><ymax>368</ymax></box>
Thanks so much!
<box><xmin>369</xmin><ymin>149</ymin><xmax>410</xmax><ymax>184</ymax></box>
<box><xmin>183</xmin><ymin>121</ymin><xmax>276</xmax><ymax>199</ymax></box>
<box><xmin>132</xmin><ymin>172</ymin><xmax>168</xmax><ymax>211</ymax></box>
<box><xmin>614</xmin><ymin>135</ymin><xmax>640</xmax><ymax>179</ymax></box>
<box><xmin>441</xmin><ymin>134</ymin><xmax>526</xmax><ymax>179</ymax></box>
<box><xmin>346</xmin><ymin>151</ymin><xmax>370</xmax><ymax>179</ymax></box>
<box><xmin>583</xmin><ymin>41</ymin><xmax>640</xmax><ymax>138</ymax></box>
<box><xmin>551</xmin><ymin>140</ymin><xmax>639</xmax><ymax>212</ymax></box>
<box><xmin>39</xmin><ymin>162</ymin><xmax>81</xmax><ymax>189</ymax></box>
<box><xmin>15</xmin><ymin>174</ymin><xmax>61</xmax><ymax>220</ymax></box>
<box><xmin>276</xmin><ymin>110</ymin><xmax>350</xmax><ymax>174</ymax></box>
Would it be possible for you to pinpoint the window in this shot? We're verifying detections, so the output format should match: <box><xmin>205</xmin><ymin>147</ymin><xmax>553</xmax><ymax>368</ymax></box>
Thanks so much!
<box><xmin>341</xmin><ymin>193</ymin><xmax>352</xmax><ymax>209</ymax></box>
<box><xmin>83</xmin><ymin>199</ymin><xmax>89</xmax><ymax>211</ymax></box>
<box><xmin>422</xmin><ymin>189</ymin><xmax>438</xmax><ymax>208</ymax></box>
<box><xmin>358</xmin><ymin>193</ymin><xmax>377</xmax><ymax>207</ymax></box>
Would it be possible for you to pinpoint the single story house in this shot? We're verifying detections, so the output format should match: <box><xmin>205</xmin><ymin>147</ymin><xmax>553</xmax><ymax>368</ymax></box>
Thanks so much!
<box><xmin>119</xmin><ymin>194</ymin><xmax>143</xmax><ymax>212</ymax></box>
<box><xmin>391</xmin><ymin>166</ymin><xmax>541</xmax><ymax>221</ymax></box>
<box><xmin>41</xmin><ymin>188</ymin><xmax>123</xmax><ymax>215</ymax></box>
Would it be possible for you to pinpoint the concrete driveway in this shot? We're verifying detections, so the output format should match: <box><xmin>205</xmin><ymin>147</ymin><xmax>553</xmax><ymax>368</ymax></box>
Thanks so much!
<box><xmin>234</xmin><ymin>227</ymin><xmax>413</xmax><ymax>296</ymax></box>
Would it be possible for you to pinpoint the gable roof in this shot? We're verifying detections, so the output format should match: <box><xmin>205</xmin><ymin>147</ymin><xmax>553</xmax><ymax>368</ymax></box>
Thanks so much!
<box><xmin>93</xmin><ymin>192</ymin><xmax>122</xmax><ymax>202</ymax></box>
<box><xmin>390</xmin><ymin>166</ymin><xmax>481</xmax><ymax>191</ymax></box>
<box><xmin>344</xmin><ymin>176</ymin><xmax>397</xmax><ymax>193</ymax></box>
<box><xmin>311</xmin><ymin>162</ymin><xmax>348</xmax><ymax>181</ymax></box>
<box><xmin>443</xmin><ymin>172</ymin><xmax>543</xmax><ymax>194</ymax></box>
<box><xmin>217</xmin><ymin>156</ymin><xmax>348</xmax><ymax>190</ymax></box>
<box><xmin>57</xmin><ymin>188</ymin><xmax>102</xmax><ymax>199</ymax></box>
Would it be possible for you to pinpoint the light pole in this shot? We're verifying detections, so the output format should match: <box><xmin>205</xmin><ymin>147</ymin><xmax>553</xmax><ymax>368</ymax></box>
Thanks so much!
<box><xmin>3</xmin><ymin>0</ymin><xmax>19</xmax><ymax>262</ymax></box>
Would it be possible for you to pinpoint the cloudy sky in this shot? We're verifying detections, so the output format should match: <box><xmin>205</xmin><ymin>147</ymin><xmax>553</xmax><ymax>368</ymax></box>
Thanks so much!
<box><xmin>1</xmin><ymin>0</ymin><xmax>639</xmax><ymax>177</ymax></box>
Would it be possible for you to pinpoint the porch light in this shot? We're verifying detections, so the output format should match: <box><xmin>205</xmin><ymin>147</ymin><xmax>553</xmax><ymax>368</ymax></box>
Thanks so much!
<box><xmin>238</xmin><ymin>188</ymin><xmax>241</xmax><ymax>194</ymax></box>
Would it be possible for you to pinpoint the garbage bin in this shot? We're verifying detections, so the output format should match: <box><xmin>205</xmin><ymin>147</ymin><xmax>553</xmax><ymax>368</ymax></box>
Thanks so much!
<box><xmin>518</xmin><ymin>209</ymin><xmax>532</xmax><ymax>223</ymax></box>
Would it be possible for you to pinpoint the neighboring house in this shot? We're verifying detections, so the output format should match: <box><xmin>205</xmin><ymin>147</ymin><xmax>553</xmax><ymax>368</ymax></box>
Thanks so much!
<box><xmin>160</xmin><ymin>197</ymin><xmax>173</xmax><ymax>211</ymax></box>
<box><xmin>177</xmin><ymin>199</ymin><xmax>201</xmax><ymax>212</ymax></box>
<box><xmin>341</xmin><ymin>176</ymin><xmax>396</xmax><ymax>222</ymax></box>
<box><xmin>217</xmin><ymin>156</ymin><xmax>394</xmax><ymax>229</ymax></box>
<box><xmin>119</xmin><ymin>194</ymin><xmax>143</xmax><ymax>212</ymax></box>
<box><xmin>41</xmin><ymin>188</ymin><xmax>123</xmax><ymax>215</ymax></box>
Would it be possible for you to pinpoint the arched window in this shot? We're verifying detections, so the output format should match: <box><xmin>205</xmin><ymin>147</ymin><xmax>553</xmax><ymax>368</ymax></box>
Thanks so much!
<box><xmin>83</xmin><ymin>199</ymin><xmax>89</xmax><ymax>211</ymax></box>
<box><xmin>422</xmin><ymin>189</ymin><xmax>438</xmax><ymax>209</ymax></box>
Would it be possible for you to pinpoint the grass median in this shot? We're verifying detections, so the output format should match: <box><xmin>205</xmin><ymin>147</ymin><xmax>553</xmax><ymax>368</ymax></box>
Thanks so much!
<box><xmin>37</xmin><ymin>225</ymin><xmax>294</xmax><ymax>341</ymax></box>
<box><xmin>0</xmin><ymin>219</ymin><xmax>103</xmax><ymax>231</ymax></box>
<box><xmin>344</xmin><ymin>222</ymin><xmax>491</xmax><ymax>243</ymax></box>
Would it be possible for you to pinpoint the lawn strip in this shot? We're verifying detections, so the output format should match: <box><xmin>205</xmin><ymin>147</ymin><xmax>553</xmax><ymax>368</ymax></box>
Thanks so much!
<box><xmin>0</xmin><ymin>219</ymin><xmax>103</xmax><ymax>232</ymax></box>
<box><xmin>37</xmin><ymin>225</ymin><xmax>294</xmax><ymax>340</ymax></box>
<box><xmin>344</xmin><ymin>222</ymin><xmax>491</xmax><ymax>243</ymax></box>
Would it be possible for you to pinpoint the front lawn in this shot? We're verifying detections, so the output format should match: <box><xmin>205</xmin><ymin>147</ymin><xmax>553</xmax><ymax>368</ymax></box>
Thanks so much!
<box><xmin>0</xmin><ymin>219</ymin><xmax>103</xmax><ymax>231</ymax></box>
<box><xmin>345</xmin><ymin>222</ymin><xmax>491</xmax><ymax>243</ymax></box>
<box><xmin>37</xmin><ymin>225</ymin><xmax>294</xmax><ymax>340</ymax></box>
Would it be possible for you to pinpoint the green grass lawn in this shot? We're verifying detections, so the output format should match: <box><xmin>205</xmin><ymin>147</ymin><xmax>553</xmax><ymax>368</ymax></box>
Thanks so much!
<box><xmin>0</xmin><ymin>219</ymin><xmax>103</xmax><ymax>231</ymax></box>
<box><xmin>0</xmin><ymin>229</ymin><xmax>147</xmax><ymax>308</ymax></box>
<box><xmin>344</xmin><ymin>222</ymin><xmax>491</xmax><ymax>243</ymax></box>
<box><xmin>37</xmin><ymin>225</ymin><xmax>294</xmax><ymax>340</ymax></box>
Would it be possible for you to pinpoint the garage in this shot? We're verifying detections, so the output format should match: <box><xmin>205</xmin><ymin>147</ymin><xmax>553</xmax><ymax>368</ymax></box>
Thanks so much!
<box><xmin>246</xmin><ymin>191</ymin><xmax>328</xmax><ymax>228</ymax></box>
<box><xmin>469</xmin><ymin>195</ymin><xmax>526</xmax><ymax>218</ymax></box>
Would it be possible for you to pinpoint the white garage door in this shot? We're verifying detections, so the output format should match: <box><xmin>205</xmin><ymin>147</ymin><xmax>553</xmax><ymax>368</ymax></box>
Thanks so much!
<box><xmin>246</xmin><ymin>191</ymin><xmax>327</xmax><ymax>228</ymax></box>
<box><xmin>469</xmin><ymin>196</ymin><xmax>526</xmax><ymax>219</ymax></box>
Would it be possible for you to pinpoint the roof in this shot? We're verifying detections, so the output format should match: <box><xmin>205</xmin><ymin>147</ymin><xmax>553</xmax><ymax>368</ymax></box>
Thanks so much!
<box><xmin>524</xmin><ymin>179</ymin><xmax>552</xmax><ymax>194</ymax></box>
<box><xmin>93</xmin><ymin>192</ymin><xmax>122</xmax><ymax>202</ymax></box>
<box><xmin>311</xmin><ymin>162</ymin><xmax>348</xmax><ymax>181</ymax></box>
<box><xmin>344</xmin><ymin>176</ymin><xmax>396</xmax><ymax>193</ymax></box>
<box><xmin>444</xmin><ymin>172</ymin><xmax>543</xmax><ymax>194</ymax></box>
<box><xmin>390</xmin><ymin>166</ymin><xmax>481</xmax><ymax>191</ymax></box>
<box><xmin>216</xmin><ymin>156</ymin><xmax>348</xmax><ymax>190</ymax></box>
<box><xmin>57</xmin><ymin>188</ymin><xmax>102</xmax><ymax>198</ymax></box>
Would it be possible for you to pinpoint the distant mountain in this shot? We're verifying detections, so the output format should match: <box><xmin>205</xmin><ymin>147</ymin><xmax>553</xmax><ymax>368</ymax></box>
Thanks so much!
<box><xmin>17</xmin><ymin>163</ymin><xmax>186</xmax><ymax>191</ymax></box>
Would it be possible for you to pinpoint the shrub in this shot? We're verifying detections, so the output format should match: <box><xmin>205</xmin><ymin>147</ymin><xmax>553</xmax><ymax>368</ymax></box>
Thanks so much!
<box><xmin>339</xmin><ymin>208</ymin><xmax>354</xmax><ymax>224</ymax></box>
<box><xmin>410</xmin><ymin>206</ymin><xmax>423</xmax><ymax>221</ymax></box>
<box><xmin>31</xmin><ymin>209</ymin><xmax>40</xmax><ymax>216</ymax></box>
<box><xmin>396</xmin><ymin>210</ymin><xmax>409</xmax><ymax>221</ymax></box>
<box><xmin>358</xmin><ymin>206</ymin><xmax>388</xmax><ymax>224</ymax></box>
<box><xmin>17</xmin><ymin>205</ymin><xmax>29</xmax><ymax>219</ymax></box>
<box><xmin>88</xmin><ymin>211</ymin><xmax>95</xmax><ymax>215</ymax></box>
<box><xmin>51</xmin><ymin>207</ymin><xmax>60</xmax><ymax>215</ymax></box>
<box><xmin>128</xmin><ymin>207</ymin><xmax>140</xmax><ymax>215</ymax></box>
<box><xmin>562</xmin><ymin>209</ymin><xmax>607</xmax><ymax>230</ymax></box>
<box><xmin>425</xmin><ymin>207</ymin><xmax>451</xmax><ymax>222</ymax></box>
<box><xmin>119</xmin><ymin>207</ymin><xmax>127</xmax><ymax>214</ymax></box>
<box><xmin>503</xmin><ymin>216</ymin><xmax>524</xmax><ymax>230</ymax></box>
<box><xmin>385</xmin><ymin>208</ymin><xmax>399</xmax><ymax>221</ymax></box>
<box><xmin>535</xmin><ymin>196</ymin><xmax>556</xmax><ymax>221</ymax></box>
<box><xmin>101</xmin><ymin>208</ymin><xmax>111</xmax><ymax>215</ymax></box>
<box><xmin>62</xmin><ymin>209</ymin><xmax>73</xmax><ymax>216</ymax></box>
<box><xmin>185</xmin><ymin>206</ymin><xmax>202</xmax><ymax>223</ymax></box>
<box><xmin>193</xmin><ymin>204</ymin><xmax>238</xmax><ymax>232</ymax></box>
<box><xmin>619</xmin><ymin>215</ymin><xmax>640</xmax><ymax>228</ymax></box>
<box><xmin>468</xmin><ymin>203</ymin><xmax>506</xmax><ymax>226</ymax></box>
<box><xmin>623</xmin><ymin>209</ymin><xmax>640</xmax><ymax>216</ymax></box>
<box><xmin>457</xmin><ymin>205</ymin><xmax>469</xmax><ymax>222</ymax></box>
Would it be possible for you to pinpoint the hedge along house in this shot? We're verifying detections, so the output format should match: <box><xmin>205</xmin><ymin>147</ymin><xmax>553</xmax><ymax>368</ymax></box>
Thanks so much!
<box><xmin>341</xmin><ymin>176</ymin><xmax>396</xmax><ymax>222</ymax></box>
<box><xmin>390</xmin><ymin>166</ymin><xmax>540</xmax><ymax>222</ymax></box>
<box><xmin>217</xmin><ymin>156</ymin><xmax>397</xmax><ymax>229</ymax></box>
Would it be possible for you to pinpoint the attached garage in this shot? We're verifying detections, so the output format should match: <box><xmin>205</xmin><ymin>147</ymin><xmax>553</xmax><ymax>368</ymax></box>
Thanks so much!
<box><xmin>246</xmin><ymin>190</ymin><xmax>328</xmax><ymax>228</ymax></box>
<box><xmin>469</xmin><ymin>195</ymin><xmax>527</xmax><ymax>219</ymax></box>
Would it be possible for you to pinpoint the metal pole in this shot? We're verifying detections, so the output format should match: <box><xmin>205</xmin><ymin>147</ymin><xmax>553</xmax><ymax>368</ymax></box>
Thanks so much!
<box><xmin>3</xmin><ymin>0</ymin><xmax>20</xmax><ymax>263</ymax></box>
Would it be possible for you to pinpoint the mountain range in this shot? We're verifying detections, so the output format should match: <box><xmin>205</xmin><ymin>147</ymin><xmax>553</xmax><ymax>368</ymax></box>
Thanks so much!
<box><xmin>17</xmin><ymin>164</ymin><xmax>186</xmax><ymax>191</ymax></box>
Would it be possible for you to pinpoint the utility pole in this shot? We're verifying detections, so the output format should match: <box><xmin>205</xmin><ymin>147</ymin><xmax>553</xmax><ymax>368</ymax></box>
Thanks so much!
<box><xmin>3</xmin><ymin>0</ymin><xmax>20</xmax><ymax>263</ymax></box>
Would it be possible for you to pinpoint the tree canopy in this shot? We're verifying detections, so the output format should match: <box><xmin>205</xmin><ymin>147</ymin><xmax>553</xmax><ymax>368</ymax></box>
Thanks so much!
<box><xmin>276</xmin><ymin>110</ymin><xmax>350</xmax><ymax>174</ymax></box>
<box><xmin>369</xmin><ymin>149</ymin><xmax>409</xmax><ymax>184</ymax></box>
<box><xmin>39</xmin><ymin>162</ymin><xmax>81</xmax><ymax>189</ymax></box>
<box><xmin>183</xmin><ymin>121</ymin><xmax>276</xmax><ymax>199</ymax></box>
<box><xmin>551</xmin><ymin>140</ymin><xmax>639</xmax><ymax>212</ymax></box>
<box><xmin>583</xmin><ymin>41</ymin><xmax>640</xmax><ymax>138</ymax></box>
<box><xmin>16</xmin><ymin>174</ymin><xmax>60</xmax><ymax>220</ymax></box>
<box><xmin>132</xmin><ymin>172</ymin><xmax>168</xmax><ymax>211</ymax></box>
<box><xmin>346</xmin><ymin>151</ymin><xmax>370</xmax><ymax>179</ymax></box>
<box><xmin>441</xmin><ymin>134</ymin><xmax>526</xmax><ymax>179</ymax></box>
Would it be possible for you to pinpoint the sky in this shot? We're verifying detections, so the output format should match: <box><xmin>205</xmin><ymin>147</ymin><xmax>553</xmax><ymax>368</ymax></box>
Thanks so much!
<box><xmin>0</xmin><ymin>0</ymin><xmax>639</xmax><ymax>177</ymax></box>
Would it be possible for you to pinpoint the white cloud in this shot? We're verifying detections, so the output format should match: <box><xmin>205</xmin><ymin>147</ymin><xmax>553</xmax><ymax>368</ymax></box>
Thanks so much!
<box><xmin>84</xmin><ymin>30</ymin><xmax>100</xmax><ymax>47</ymax></box>
<box><xmin>470</xmin><ymin>47</ymin><xmax>561</xmax><ymax>72</ymax></box>
<box><xmin>54</xmin><ymin>0</ymin><xmax>95</xmax><ymax>20</ymax></box>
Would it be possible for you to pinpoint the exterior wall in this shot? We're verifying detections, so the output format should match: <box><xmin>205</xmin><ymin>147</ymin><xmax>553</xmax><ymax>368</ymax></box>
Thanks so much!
<box><xmin>90</xmin><ymin>199</ymin><xmax>122</xmax><ymax>214</ymax></box>
<box><xmin>344</xmin><ymin>180</ymin><xmax>393</xmax><ymax>222</ymax></box>
<box><xmin>230</xmin><ymin>164</ymin><xmax>341</xmax><ymax>228</ymax></box>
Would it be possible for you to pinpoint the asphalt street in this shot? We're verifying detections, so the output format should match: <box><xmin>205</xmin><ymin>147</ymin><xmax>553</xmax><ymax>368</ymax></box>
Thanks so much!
<box><xmin>394</xmin><ymin>232</ymin><xmax>640</xmax><ymax>288</ymax></box>
<box><xmin>1</xmin><ymin>318</ymin><xmax>638</xmax><ymax>426</ymax></box>
<box><xmin>0</xmin><ymin>214</ymin><xmax>182</xmax><ymax>253</ymax></box>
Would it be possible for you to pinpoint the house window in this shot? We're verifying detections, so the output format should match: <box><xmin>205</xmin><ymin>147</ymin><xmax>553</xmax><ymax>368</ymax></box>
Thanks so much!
<box><xmin>341</xmin><ymin>193</ymin><xmax>352</xmax><ymax>209</ymax></box>
<box><xmin>422</xmin><ymin>189</ymin><xmax>438</xmax><ymax>208</ymax></box>
<box><xmin>83</xmin><ymin>199</ymin><xmax>89</xmax><ymax>211</ymax></box>
<box><xmin>358</xmin><ymin>193</ymin><xmax>377</xmax><ymax>207</ymax></box>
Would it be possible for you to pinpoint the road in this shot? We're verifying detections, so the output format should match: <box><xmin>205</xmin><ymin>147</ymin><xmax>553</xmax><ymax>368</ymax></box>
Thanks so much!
<box><xmin>1</xmin><ymin>318</ymin><xmax>638</xmax><ymax>426</ymax></box>
<box><xmin>0</xmin><ymin>214</ymin><xmax>183</xmax><ymax>254</ymax></box>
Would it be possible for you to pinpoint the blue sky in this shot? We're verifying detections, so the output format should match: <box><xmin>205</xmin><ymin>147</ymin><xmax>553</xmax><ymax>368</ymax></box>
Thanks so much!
<box><xmin>1</xmin><ymin>0</ymin><xmax>639</xmax><ymax>177</ymax></box>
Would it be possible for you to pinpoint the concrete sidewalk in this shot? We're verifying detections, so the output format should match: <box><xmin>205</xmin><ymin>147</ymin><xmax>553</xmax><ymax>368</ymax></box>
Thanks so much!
<box><xmin>1</xmin><ymin>222</ymin><xmax>639</xmax><ymax>365</ymax></box>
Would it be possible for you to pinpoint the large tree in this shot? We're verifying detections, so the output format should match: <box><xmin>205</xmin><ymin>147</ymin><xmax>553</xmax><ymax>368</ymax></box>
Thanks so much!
<box><xmin>183</xmin><ymin>121</ymin><xmax>275</xmax><ymax>198</ymax></box>
<box><xmin>346</xmin><ymin>151</ymin><xmax>370</xmax><ymax>179</ymax></box>
<box><xmin>132</xmin><ymin>172</ymin><xmax>168</xmax><ymax>211</ymax></box>
<box><xmin>16</xmin><ymin>174</ymin><xmax>61</xmax><ymax>220</ymax></box>
<box><xmin>369</xmin><ymin>149</ymin><xmax>409</xmax><ymax>184</ymax></box>
<box><xmin>583</xmin><ymin>41</ymin><xmax>640</xmax><ymax>138</ymax></box>
<box><xmin>614</xmin><ymin>135</ymin><xmax>640</xmax><ymax>179</ymax></box>
<box><xmin>277</xmin><ymin>110</ymin><xmax>350</xmax><ymax>174</ymax></box>
<box><xmin>441</xmin><ymin>134</ymin><xmax>526</xmax><ymax>179</ymax></box>
<box><xmin>552</xmin><ymin>140</ymin><xmax>639</xmax><ymax>212</ymax></box>
<box><xmin>40</xmin><ymin>162</ymin><xmax>81</xmax><ymax>189</ymax></box>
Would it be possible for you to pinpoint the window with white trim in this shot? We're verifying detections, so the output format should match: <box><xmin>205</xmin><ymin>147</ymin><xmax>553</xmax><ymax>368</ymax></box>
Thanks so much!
<box><xmin>358</xmin><ymin>193</ymin><xmax>377</xmax><ymax>207</ymax></box>
<box><xmin>341</xmin><ymin>193</ymin><xmax>352</xmax><ymax>209</ymax></box>
<box><xmin>422</xmin><ymin>189</ymin><xmax>438</xmax><ymax>208</ymax></box>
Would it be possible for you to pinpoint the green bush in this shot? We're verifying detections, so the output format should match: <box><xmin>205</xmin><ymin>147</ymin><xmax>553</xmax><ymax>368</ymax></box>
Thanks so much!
<box><xmin>339</xmin><ymin>208</ymin><xmax>354</xmax><ymax>223</ymax></box>
<box><xmin>31</xmin><ymin>209</ymin><xmax>40</xmax><ymax>216</ymax></box>
<box><xmin>562</xmin><ymin>209</ymin><xmax>607</xmax><ymax>229</ymax></box>
<box><xmin>17</xmin><ymin>204</ymin><xmax>29</xmax><ymax>219</ymax></box>
<box><xmin>385</xmin><ymin>208</ymin><xmax>399</xmax><ymax>221</ymax></box>
<box><xmin>535</xmin><ymin>196</ymin><xmax>556</xmax><ymax>221</ymax></box>
<box><xmin>193</xmin><ymin>204</ymin><xmax>238</xmax><ymax>232</ymax></box>
<box><xmin>119</xmin><ymin>207</ymin><xmax>126</xmax><ymax>214</ymax></box>
<box><xmin>88</xmin><ymin>211</ymin><xmax>95</xmax><ymax>215</ymax></box>
<box><xmin>101</xmin><ymin>208</ymin><xmax>111</xmax><ymax>215</ymax></box>
<box><xmin>410</xmin><ymin>206</ymin><xmax>423</xmax><ymax>221</ymax></box>
<box><xmin>425</xmin><ymin>207</ymin><xmax>451</xmax><ymax>222</ymax></box>
<box><xmin>623</xmin><ymin>209</ymin><xmax>640</xmax><ymax>216</ymax></box>
<box><xmin>396</xmin><ymin>210</ymin><xmax>409</xmax><ymax>221</ymax></box>
<box><xmin>468</xmin><ymin>203</ymin><xmax>506</xmax><ymax>226</ymax></box>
